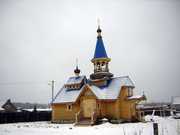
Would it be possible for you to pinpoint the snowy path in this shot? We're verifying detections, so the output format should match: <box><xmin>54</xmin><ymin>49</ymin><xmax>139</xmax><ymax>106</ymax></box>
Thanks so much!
<box><xmin>0</xmin><ymin>117</ymin><xmax>180</xmax><ymax>135</ymax></box>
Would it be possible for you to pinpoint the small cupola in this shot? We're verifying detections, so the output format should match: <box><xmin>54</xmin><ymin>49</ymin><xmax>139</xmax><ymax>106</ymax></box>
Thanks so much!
<box><xmin>97</xmin><ymin>25</ymin><xmax>102</xmax><ymax>37</ymax></box>
<box><xmin>74</xmin><ymin>59</ymin><xmax>80</xmax><ymax>77</ymax></box>
<box><xmin>74</xmin><ymin>66</ymin><xmax>80</xmax><ymax>77</ymax></box>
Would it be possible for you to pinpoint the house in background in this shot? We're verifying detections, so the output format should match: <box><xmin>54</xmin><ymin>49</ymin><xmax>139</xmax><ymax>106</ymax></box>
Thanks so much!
<box><xmin>1</xmin><ymin>99</ymin><xmax>17</xmax><ymax>112</ymax></box>
<box><xmin>171</xmin><ymin>96</ymin><xmax>180</xmax><ymax>112</ymax></box>
<box><xmin>0</xmin><ymin>102</ymin><xmax>5</xmax><ymax>112</ymax></box>
<box><xmin>136</xmin><ymin>102</ymin><xmax>171</xmax><ymax>118</ymax></box>
<box><xmin>51</xmin><ymin>25</ymin><xmax>146</xmax><ymax>125</ymax></box>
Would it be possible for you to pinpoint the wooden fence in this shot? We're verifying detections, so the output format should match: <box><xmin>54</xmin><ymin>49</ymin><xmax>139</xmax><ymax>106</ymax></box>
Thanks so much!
<box><xmin>0</xmin><ymin>111</ymin><xmax>51</xmax><ymax>124</ymax></box>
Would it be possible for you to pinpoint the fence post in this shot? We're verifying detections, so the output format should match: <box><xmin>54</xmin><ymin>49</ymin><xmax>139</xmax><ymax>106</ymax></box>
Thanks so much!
<box><xmin>153</xmin><ymin>123</ymin><xmax>158</xmax><ymax>135</ymax></box>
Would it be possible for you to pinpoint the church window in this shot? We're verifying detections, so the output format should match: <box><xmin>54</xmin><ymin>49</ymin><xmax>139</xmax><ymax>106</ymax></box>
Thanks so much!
<box><xmin>66</xmin><ymin>104</ymin><xmax>72</xmax><ymax>111</ymax></box>
<box><xmin>101</xmin><ymin>62</ymin><xmax>105</xmax><ymax>66</ymax></box>
<box><xmin>127</xmin><ymin>87</ymin><xmax>133</xmax><ymax>97</ymax></box>
<box><xmin>97</xmin><ymin>62</ymin><xmax>101</xmax><ymax>71</ymax></box>
<box><xmin>101</xmin><ymin>62</ymin><xmax>106</xmax><ymax>71</ymax></box>
<box><xmin>97</xmin><ymin>103</ymin><xmax>100</xmax><ymax>109</ymax></box>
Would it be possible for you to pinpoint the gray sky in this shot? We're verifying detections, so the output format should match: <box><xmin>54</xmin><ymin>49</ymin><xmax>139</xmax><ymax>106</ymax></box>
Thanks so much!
<box><xmin>0</xmin><ymin>0</ymin><xmax>180</xmax><ymax>103</ymax></box>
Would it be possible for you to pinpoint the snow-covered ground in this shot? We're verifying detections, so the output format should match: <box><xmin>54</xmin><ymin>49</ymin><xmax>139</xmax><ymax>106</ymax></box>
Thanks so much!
<box><xmin>0</xmin><ymin>116</ymin><xmax>180</xmax><ymax>135</ymax></box>
<box><xmin>145</xmin><ymin>116</ymin><xmax>180</xmax><ymax>135</ymax></box>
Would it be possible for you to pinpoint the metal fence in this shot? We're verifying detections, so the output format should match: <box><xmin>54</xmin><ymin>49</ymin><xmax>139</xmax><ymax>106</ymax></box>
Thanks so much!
<box><xmin>0</xmin><ymin>111</ymin><xmax>51</xmax><ymax>124</ymax></box>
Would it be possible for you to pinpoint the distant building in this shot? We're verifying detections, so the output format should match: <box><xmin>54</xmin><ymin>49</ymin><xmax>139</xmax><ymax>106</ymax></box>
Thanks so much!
<box><xmin>0</xmin><ymin>102</ymin><xmax>5</xmax><ymax>112</ymax></box>
<box><xmin>171</xmin><ymin>96</ymin><xmax>180</xmax><ymax>111</ymax></box>
<box><xmin>1</xmin><ymin>99</ymin><xmax>17</xmax><ymax>112</ymax></box>
<box><xmin>51</xmin><ymin>24</ymin><xmax>146</xmax><ymax>125</ymax></box>
<box><xmin>136</xmin><ymin>102</ymin><xmax>171</xmax><ymax>118</ymax></box>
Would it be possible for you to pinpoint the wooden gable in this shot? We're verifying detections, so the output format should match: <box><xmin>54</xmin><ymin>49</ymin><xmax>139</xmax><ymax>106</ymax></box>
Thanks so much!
<box><xmin>76</xmin><ymin>85</ymin><xmax>97</xmax><ymax>102</ymax></box>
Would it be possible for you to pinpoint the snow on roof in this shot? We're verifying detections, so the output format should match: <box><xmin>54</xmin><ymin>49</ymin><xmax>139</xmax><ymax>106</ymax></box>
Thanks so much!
<box><xmin>65</xmin><ymin>76</ymin><xmax>86</xmax><ymax>85</ymax></box>
<box><xmin>172</xmin><ymin>96</ymin><xmax>180</xmax><ymax>104</ymax></box>
<box><xmin>136</xmin><ymin>103</ymin><xmax>169</xmax><ymax>109</ymax></box>
<box><xmin>0</xmin><ymin>101</ymin><xmax>5</xmax><ymax>111</ymax></box>
<box><xmin>0</xmin><ymin>101</ymin><xmax>5</xmax><ymax>106</ymax></box>
<box><xmin>53</xmin><ymin>76</ymin><xmax>134</xmax><ymax>103</ymax></box>
<box><xmin>0</xmin><ymin>107</ymin><xmax>4</xmax><ymax>111</ymax></box>
<box><xmin>127</xmin><ymin>95</ymin><xmax>143</xmax><ymax>100</ymax></box>
<box><xmin>23</xmin><ymin>108</ymin><xmax>52</xmax><ymax>112</ymax></box>
<box><xmin>89</xmin><ymin>76</ymin><xmax>134</xmax><ymax>100</ymax></box>
<box><xmin>53</xmin><ymin>85</ymin><xmax>85</xmax><ymax>103</ymax></box>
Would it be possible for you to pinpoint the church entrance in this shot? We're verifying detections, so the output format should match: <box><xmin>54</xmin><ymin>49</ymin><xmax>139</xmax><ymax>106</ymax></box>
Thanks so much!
<box><xmin>82</xmin><ymin>98</ymin><xmax>96</xmax><ymax>118</ymax></box>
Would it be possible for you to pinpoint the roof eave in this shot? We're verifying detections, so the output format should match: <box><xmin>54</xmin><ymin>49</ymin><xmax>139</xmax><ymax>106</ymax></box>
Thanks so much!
<box><xmin>51</xmin><ymin>102</ymin><xmax>74</xmax><ymax>105</ymax></box>
<box><xmin>91</xmin><ymin>57</ymin><xmax>111</xmax><ymax>63</ymax></box>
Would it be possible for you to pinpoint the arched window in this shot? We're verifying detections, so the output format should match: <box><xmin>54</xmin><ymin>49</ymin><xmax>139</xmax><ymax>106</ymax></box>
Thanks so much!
<box><xmin>97</xmin><ymin>62</ymin><xmax>101</xmax><ymax>71</ymax></box>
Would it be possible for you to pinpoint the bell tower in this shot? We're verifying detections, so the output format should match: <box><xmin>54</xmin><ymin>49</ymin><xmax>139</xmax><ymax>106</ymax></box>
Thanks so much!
<box><xmin>90</xmin><ymin>23</ymin><xmax>113</xmax><ymax>80</ymax></box>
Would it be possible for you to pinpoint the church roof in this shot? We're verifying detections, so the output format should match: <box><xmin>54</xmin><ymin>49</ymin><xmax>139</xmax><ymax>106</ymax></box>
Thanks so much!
<box><xmin>65</xmin><ymin>75</ymin><xmax>86</xmax><ymax>85</ymax></box>
<box><xmin>52</xmin><ymin>75</ymin><xmax>86</xmax><ymax>103</ymax></box>
<box><xmin>52</xmin><ymin>76</ymin><xmax>134</xmax><ymax>104</ymax></box>
<box><xmin>89</xmin><ymin>76</ymin><xmax>134</xmax><ymax>100</ymax></box>
<box><xmin>52</xmin><ymin>85</ymin><xmax>85</xmax><ymax>104</ymax></box>
<box><xmin>93</xmin><ymin>37</ymin><xmax>108</xmax><ymax>59</ymax></box>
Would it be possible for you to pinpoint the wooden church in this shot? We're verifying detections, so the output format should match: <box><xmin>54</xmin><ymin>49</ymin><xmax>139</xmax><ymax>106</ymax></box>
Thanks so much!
<box><xmin>51</xmin><ymin>25</ymin><xmax>146</xmax><ymax>125</ymax></box>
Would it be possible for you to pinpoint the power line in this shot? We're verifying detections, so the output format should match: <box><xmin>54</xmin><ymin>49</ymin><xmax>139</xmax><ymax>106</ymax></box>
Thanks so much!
<box><xmin>0</xmin><ymin>81</ymin><xmax>48</xmax><ymax>86</ymax></box>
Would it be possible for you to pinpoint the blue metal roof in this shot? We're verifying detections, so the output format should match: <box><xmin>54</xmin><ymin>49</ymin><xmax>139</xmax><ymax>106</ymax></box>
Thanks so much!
<box><xmin>93</xmin><ymin>37</ymin><xmax>108</xmax><ymax>59</ymax></box>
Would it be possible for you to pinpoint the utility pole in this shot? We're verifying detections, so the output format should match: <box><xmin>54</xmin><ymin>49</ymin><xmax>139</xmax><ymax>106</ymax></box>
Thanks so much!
<box><xmin>48</xmin><ymin>80</ymin><xmax>55</xmax><ymax>103</ymax></box>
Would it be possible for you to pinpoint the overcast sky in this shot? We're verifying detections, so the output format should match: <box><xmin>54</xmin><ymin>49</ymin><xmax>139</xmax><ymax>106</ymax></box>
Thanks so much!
<box><xmin>0</xmin><ymin>0</ymin><xmax>180</xmax><ymax>103</ymax></box>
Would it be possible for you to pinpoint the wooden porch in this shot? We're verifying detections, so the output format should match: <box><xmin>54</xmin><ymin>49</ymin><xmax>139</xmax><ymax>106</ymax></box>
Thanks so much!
<box><xmin>75</xmin><ymin>109</ymin><xmax>97</xmax><ymax>126</ymax></box>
